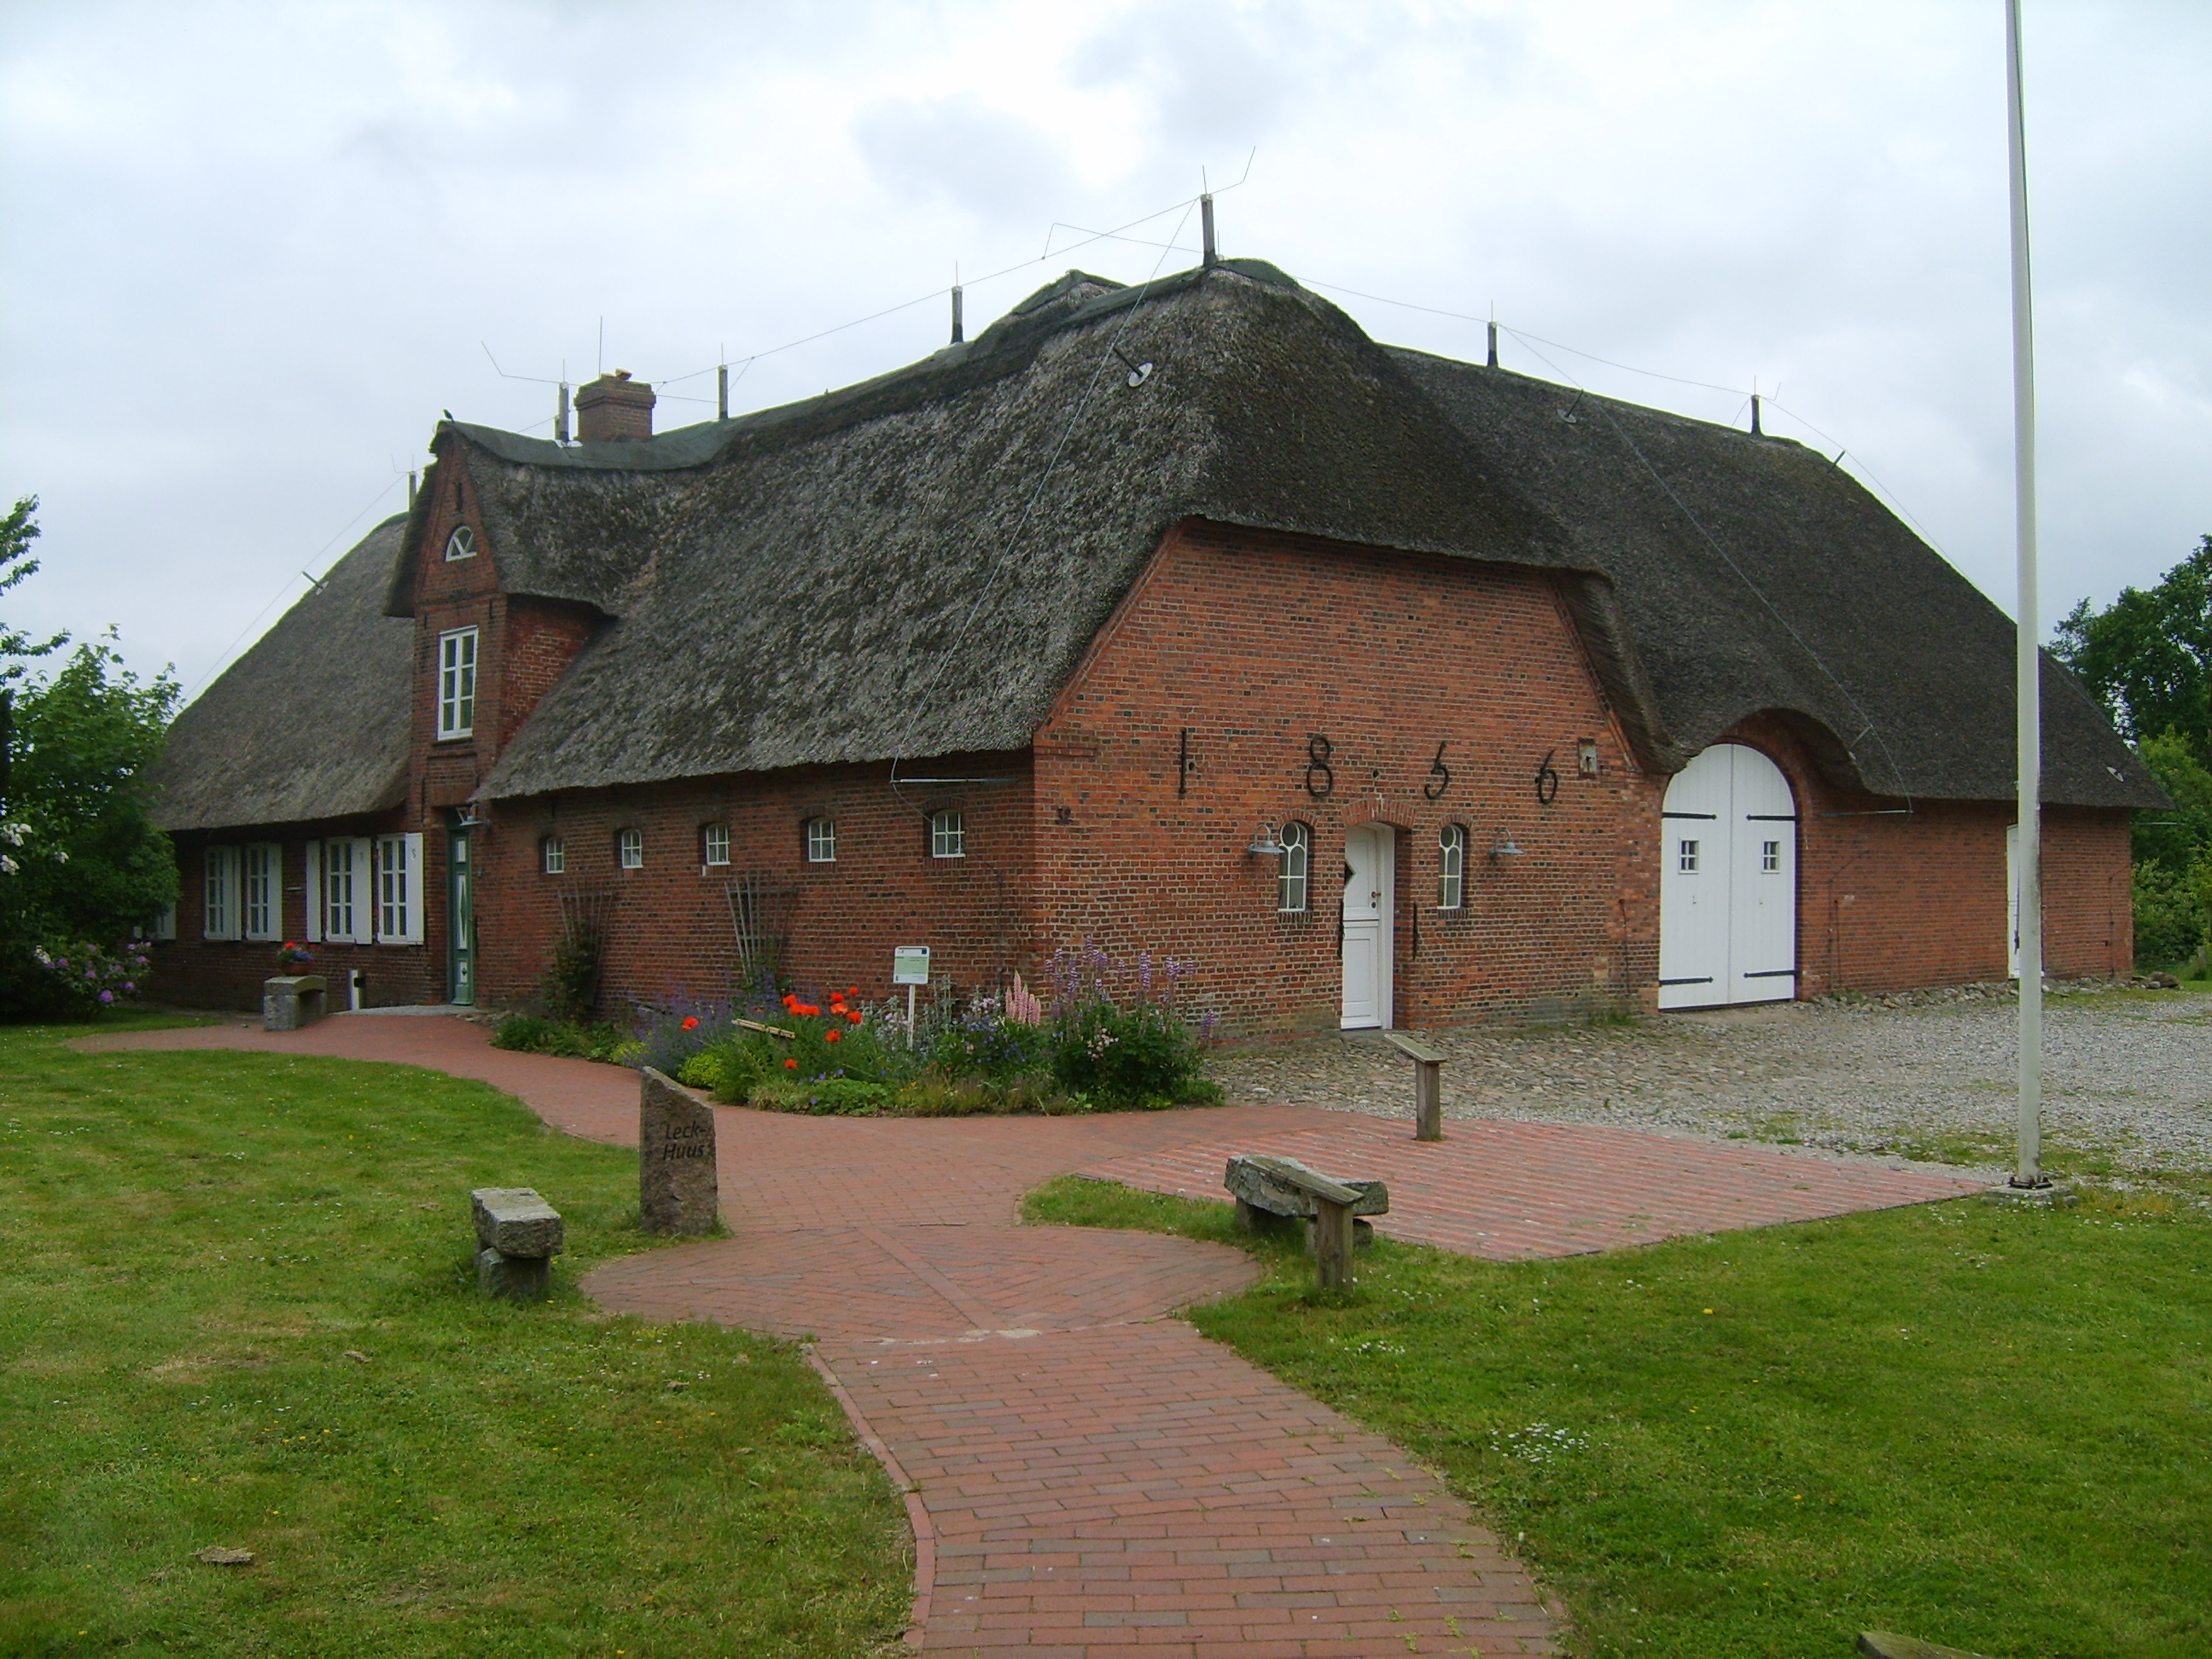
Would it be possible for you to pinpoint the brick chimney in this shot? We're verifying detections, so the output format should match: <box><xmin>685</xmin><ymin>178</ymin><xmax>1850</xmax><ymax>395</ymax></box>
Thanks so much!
<box><xmin>574</xmin><ymin>370</ymin><xmax>655</xmax><ymax>442</ymax></box>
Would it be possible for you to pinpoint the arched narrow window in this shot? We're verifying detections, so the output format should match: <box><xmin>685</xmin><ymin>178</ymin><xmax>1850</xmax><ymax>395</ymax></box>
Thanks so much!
<box><xmin>1438</xmin><ymin>824</ymin><xmax>1466</xmax><ymax>909</ymax></box>
<box><xmin>616</xmin><ymin>827</ymin><xmax>643</xmax><ymax>870</ymax></box>
<box><xmin>445</xmin><ymin>525</ymin><xmax>477</xmax><ymax>561</ymax></box>
<box><xmin>805</xmin><ymin>817</ymin><xmax>837</xmax><ymax>863</ymax></box>
<box><xmin>1278</xmin><ymin>821</ymin><xmax>1311</xmax><ymax>914</ymax></box>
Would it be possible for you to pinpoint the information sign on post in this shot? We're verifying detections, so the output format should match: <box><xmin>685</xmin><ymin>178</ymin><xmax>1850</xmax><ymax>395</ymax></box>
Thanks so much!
<box><xmin>892</xmin><ymin>946</ymin><xmax>931</xmax><ymax>1048</ymax></box>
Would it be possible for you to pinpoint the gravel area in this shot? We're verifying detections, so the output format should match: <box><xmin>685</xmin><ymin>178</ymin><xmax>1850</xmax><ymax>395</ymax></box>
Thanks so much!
<box><xmin>1209</xmin><ymin>986</ymin><xmax>2212</xmax><ymax>1181</ymax></box>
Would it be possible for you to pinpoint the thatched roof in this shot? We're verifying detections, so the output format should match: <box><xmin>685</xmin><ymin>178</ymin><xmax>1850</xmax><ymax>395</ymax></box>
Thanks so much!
<box><xmin>1390</xmin><ymin>350</ymin><xmax>2161</xmax><ymax>807</ymax></box>
<box><xmin>148</xmin><ymin>515</ymin><xmax>413</xmax><ymax>831</ymax></box>
<box><xmin>172</xmin><ymin>257</ymin><xmax>2157</xmax><ymax>824</ymax></box>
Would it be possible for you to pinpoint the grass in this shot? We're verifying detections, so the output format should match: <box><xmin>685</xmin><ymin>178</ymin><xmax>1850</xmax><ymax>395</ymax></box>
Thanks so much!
<box><xmin>0</xmin><ymin>1022</ymin><xmax>908</xmax><ymax>1657</ymax></box>
<box><xmin>1025</xmin><ymin>1176</ymin><xmax>2212</xmax><ymax>1658</ymax></box>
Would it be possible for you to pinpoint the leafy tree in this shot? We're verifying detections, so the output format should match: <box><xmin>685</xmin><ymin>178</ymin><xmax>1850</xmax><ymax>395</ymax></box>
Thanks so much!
<box><xmin>2055</xmin><ymin>535</ymin><xmax>2212</xmax><ymax>969</ymax></box>
<box><xmin>1</xmin><ymin>498</ymin><xmax>181</xmax><ymax>1017</ymax></box>
<box><xmin>2053</xmin><ymin>534</ymin><xmax>2212</xmax><ymax>762</ymax></box>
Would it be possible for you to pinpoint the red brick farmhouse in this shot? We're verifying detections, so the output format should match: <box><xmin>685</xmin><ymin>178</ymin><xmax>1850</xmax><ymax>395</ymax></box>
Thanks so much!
<box><xmin>143</xmin><ymin>258</ymin><xmax>2160</xmax><ymax>1033</ymax></box>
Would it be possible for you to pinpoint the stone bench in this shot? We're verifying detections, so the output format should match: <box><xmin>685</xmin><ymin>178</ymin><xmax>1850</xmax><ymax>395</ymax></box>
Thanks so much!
<box><xmin>1380</xmin><ymin>1030</ymin><xmax>1446</xmax><ymax>1140</ymax></box>
<box><xmin>472</xmin><ymin>1187</ymin><xmax>563</xmax><ymax>1301</ymax></box>
<box><xmin>1225</xmin><ymin>1153</ymin><xmax>1389</xmax><ymax>1291</ymax></box>
<box><xmin>261</xmin><ymin>975</ymin><xmax>326</xmax><ymax>1033</ymax></box>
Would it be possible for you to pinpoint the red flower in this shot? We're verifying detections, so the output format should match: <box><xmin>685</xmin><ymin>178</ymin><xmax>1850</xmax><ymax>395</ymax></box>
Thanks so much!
<box><xmin>824</xmin><ymin>1028</ymin><xmax>841</xmax><ymax>1043</ymax></box>
<box><xmin>781</xmin><ymin>994</ymin><xmax>797</xmax><ymax>1010</ymax></box>
<box><xmin>783</xmin><ymin>1057</ymin><xmax>799</xmax><ymax>1069</ymax></box>
<box><xmin>847</xmin><ymin>985</ymin><xmax>859</xmax><ymax>996</ymax></box>
<box><xmin>680</xmin><ymin>1016</ymin><xmax>699</xmax><ymax>1030</ymax></box>
<box><xmin>795</xmin><ymin>1002</ymin><xmax>821</xmax><ymax>1017</ymax></box>
<box><xmin>845</xmin><ymin>1009</ymin><xmax>863</xmax><ymax>1024</ymax></box>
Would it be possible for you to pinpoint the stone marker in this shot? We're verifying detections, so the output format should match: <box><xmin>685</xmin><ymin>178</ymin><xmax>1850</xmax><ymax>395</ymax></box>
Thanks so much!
<box><xmin>261</xmin><ymin>975</ymin><xmax>327</xmax><ymax>1032</ymax></box>
<box><xmin>471</xmin><ymin>1186</ymin><xmax>562</xmax><ymax>1301</ymax></box>
<box><xmin>639</xmin><ymin>1067</ymin><xmax>719</xmax><ymax>1235</ymax></box>
<box><xmin>1860</xmin><ymin>1634</ymin><xmax>1995</xmax><ymax>1659</ymax></box>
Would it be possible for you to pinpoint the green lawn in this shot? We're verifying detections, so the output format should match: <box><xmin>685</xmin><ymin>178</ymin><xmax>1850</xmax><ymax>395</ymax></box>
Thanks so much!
<box><xmin>0</xmin><ymin>1020</ymin><xmax>908</xmax><ymax>1658</ymax></box>
<box><xmin>1025</xmin><ymin>1177</ymin><xmax>2212</xmax><ymax>1658</ymax></box>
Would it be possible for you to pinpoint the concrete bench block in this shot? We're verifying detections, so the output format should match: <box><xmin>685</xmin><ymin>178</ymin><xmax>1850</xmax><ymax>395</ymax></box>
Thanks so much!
<box><xmin>471</xmin><ymin>1188</ymin><xmax>563</xmax><ymax>1259</ymax></box>
<box><xmin>476</xmin><ymin>1246</ymin><xmax>553</xmax><ymax>1301</ymax></box>
<box><xmin>262</xmin><ymin>975</ymin><xmax>327</xmax><ymax>1033</ymax></box>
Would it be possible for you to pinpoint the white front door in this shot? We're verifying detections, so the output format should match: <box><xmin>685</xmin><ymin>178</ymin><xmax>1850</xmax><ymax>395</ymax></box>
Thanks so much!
<box><xmin>1341</xmin><ymin>824</ymin><xmax>1394</xmax><ymax>1029</ymax></box>
<box><xmin>1658</xmin><ymin>744</ymin><xmax>1797</xmax><ymax>1009</ymax></box>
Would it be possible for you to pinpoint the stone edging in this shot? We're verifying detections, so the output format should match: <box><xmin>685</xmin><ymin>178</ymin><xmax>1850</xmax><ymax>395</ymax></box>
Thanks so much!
<box><xmin>805</xmin><ymin>1348</ymin><xmax>935</xmax><ymax>1649</ymax></box>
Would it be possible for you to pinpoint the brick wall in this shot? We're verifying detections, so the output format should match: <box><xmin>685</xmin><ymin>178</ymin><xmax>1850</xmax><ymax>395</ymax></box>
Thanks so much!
<box><xmin>155</xmin><ymin>821</ymin><xmax>437</xmax><ymax>1010</ymax></box>
<box><xmin>1027</xmin><ymin>521</ymin><xmax>1651</xmax><ymax>1035</ymax></box>
<box><xmin>474</xmin><ymin>754</ymin><xmax>1035</xmax><ymax>1016</ymax></box>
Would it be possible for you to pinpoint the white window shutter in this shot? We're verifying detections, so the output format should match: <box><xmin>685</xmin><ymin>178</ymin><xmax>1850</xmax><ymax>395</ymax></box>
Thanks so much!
<box><xmin>401</xmin><ymin>833</ymin><xmax>424</xmax><ymax>944</ymax></box>
<box><xmin>304</xmin><ymin>841</ymin><xmax>323</xmax><ymax>942</ymax></box>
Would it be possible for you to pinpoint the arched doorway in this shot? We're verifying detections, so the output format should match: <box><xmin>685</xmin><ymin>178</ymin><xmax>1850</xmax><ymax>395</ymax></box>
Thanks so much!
<box><xmin>1658</xmin><ymin>743</ymin><xmax>1797</xmax><ymax>1010</ymax></box>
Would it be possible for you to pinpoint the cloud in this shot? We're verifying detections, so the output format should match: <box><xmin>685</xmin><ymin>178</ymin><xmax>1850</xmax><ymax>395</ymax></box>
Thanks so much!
<box><xmin>853</xmin><ymin>96</ymin><xmax>1074</xmax><ymax>226</ymax></box>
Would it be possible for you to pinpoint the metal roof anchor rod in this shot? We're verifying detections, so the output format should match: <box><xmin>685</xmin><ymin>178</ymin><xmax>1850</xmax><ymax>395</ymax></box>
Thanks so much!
<box><xmin>556</xmin><ymin>380</ymin><xmax>571</xmax><ymax>445</ymax></box>
<box><xmin>1750</xmin><ymin>390</ymin><xmax>1762</xmax><ymax>436</ymax></box>
<box><xmin>717</xmin><ymin>360</ymin><xmax>729</xmax><ymax>421</ymax></box>
<box><xmin>1201</xmin><ymin>192</ymin><xmax>1218</xmax><ymax>268</ymax></box>
<box><xmin>1487</xmin><ymin>316</ymin><xmax>1499</xmax><ymax>369</ymax></box>
<box><xmin>950</xmin><ymin>281</ymin><xmax>963</xmax><ymax>344</ymax></box>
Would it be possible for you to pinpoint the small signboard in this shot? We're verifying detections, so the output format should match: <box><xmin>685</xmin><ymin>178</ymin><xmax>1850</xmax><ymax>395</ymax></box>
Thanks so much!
<box><xmin>892</xmin><ymin>946</ymin><xmax>932</xmax><ymax>986</ymax></box>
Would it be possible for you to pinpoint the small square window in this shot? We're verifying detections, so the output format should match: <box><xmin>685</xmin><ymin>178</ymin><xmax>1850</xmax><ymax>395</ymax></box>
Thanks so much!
<box><xmin>929</xmin><ymin>808</ymin><xmax>964</xmax><ymax>859</ymax></box>
<box><xmin>1762</xmin><ymin>839</ymin><xmax>1781</xmax><ymax>873</ymax></box>
<box><xmin>445</xmin><ymin>525</ymin><xmax>477</xmax><ymax>561</ymax></box>
<box><xmin>1678</xmin><ymin>839</ymin><xmax>1699</xmax><ymax>873</ymax></box>
<box><xmin>541</xmin><ymin>835</ymin><xmax>565</xmax><ymax>874</ymax></box>
<box><xmin>806</xmin><ymin>817</ymin><xmax>837</xmax><ymax>863</ymax></box>
<box><xmin>702</xmin><ymin>824</ymin><xmax>731</xmax><ymax>866</ymax></box>
<box><xmin>617</xmin><ymin>827</ymin><xmax>643</xmax><ymax>870</ymax></box>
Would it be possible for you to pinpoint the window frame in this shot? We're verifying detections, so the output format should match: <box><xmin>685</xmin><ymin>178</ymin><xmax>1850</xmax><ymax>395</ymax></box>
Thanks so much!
<box><xmin>436</xmin><ymin>626</ymin><xmax>478</xmax><ymax>740</ymax></box>
<box><xmin>928</xmin><ymin>808</ymin><xmax>965</xmax><ymax>859</ymax></box>
<box><xmin>1437</xmin><ymin>823</ymin><xmax>1466</xmax><ymax>911</ymax></box>
<box><xmin>323</xmin><ymin>836</ymin><xmax>372</xmax><ymax>943</ymax></box>
<box><xmin>202</xmin><ymin>846</ymin><xmax>242</xmax><ymax>940</ymax></box>
<box><xmin>444</xmin><ymin>525</ymin><xmax>478</xmax><ymax>562</ymax></box>
<box><xmin>375</xmin><ymin>833</ymin><xmax>424</xmax><ymax>944</ymax></box>
<box><xmin>242</xmin><ymin>842</ymin><xmax>282</xmax><ymax>940</ymax></box>
<box><xmin>702</xmin><ymin>824</ymin><xmax>731</xmax><ymax>867</ymax></box>
<box><xmin>1278</xmin><ymin>821</ymin><xmax>1312</xmax><ymax>914</ymax></box>
<box><xmin>1761</xmin><ymin>839</ymin><xmax>1782</xmax><ymax>873</ymax></box>
<box><xmin>1678</xmin><ymin>838</ymin><xmax>1700</xmax><ymax>874</ymax></box>
<box><xmin>541</xmin><ymin>835</ymin><xmax>565</xmax><ymax>875</ymax></box>
<box><xmin>805</xmin><ymin>816</ymin><xmax>837</xmax><ymax>864</ymax></box>
<box><xmin>616</xmin><ymin>827</ymin><xmax>644</xmax><ymax>870</ymax></box>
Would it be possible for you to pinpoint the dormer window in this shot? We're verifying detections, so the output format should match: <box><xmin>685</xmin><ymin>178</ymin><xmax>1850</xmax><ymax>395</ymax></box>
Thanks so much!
<box><xmin>445</xmin><ymin>525</ymin><xmax>478</xmax><ymax>562</ymax></box>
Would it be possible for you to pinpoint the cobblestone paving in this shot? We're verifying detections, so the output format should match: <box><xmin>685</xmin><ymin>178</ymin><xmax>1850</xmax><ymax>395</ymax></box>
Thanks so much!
<box><xmin>1210</xmin><ymin>988</ymin><xmax>2212</xmax><ymax>1179</ymax></box>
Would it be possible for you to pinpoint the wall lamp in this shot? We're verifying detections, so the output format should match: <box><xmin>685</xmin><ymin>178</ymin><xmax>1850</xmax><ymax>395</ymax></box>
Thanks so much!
<box><xmin>1245</xmin><ymin>821</ymin><xmax>1285</xmax><ymax>859</ymax></box>
<box><xmin>453</xmin><ymin>806</ymin><xmax>484</xmax><ymax>828</ymax></box>
<box><xmin>1488</xmin><ymin>829</ymin><xmax>1524</xmax><ymax>864</ymax></box>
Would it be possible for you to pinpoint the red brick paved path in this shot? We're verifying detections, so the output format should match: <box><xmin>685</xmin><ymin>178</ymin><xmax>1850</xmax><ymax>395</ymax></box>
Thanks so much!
<box><xmin>86</xmin><ymin>1014</ymin><xmax>1982</xmax><ymax>1656</ymax></box>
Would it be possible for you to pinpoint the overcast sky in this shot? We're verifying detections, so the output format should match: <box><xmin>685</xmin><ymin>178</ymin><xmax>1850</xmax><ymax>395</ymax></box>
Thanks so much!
<box><xmin>3</xmin><ymin>1</ymin><xmax>2206</xmax><ymax>705</ymax></box>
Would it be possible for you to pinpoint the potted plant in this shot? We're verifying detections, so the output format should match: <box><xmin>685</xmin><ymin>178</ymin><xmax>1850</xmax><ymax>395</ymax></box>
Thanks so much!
<box><xmin>276</xmin><ymin>941</ymin><xmax>314</xmax><ymax>976</ymax></box>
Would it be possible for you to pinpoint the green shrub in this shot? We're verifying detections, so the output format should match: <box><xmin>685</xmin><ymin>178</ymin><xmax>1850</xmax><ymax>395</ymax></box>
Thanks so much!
<box><xmin>1050</xmin><ymin>995</ymin><xmax>1219</xmax><ymax>1109</ymax></box>
<box><xmin>489</xmin><ymin>1015</ymin><xmax>628</xmax><ymax>1063</ymax></box>
<box><xmin>2134</xmin><ymin>858</ymin><xmax>2207</xmax><ymax>968</ymax></box>
<box><xmin>745</xmin><ymin>1076</ymin><xmax>894</xmax><ymax>1115</ymax></box>
<box><xmin>542</xmin><ymin>928</ymin><xmax>602</xmax><ymax>1025</ymax></box>
<box><xmin>675</xmin><ymin>1049</ymin><xmax>724</xmax><ymax>1090</ymax></box>
<box><xmin>491</xmin><ymin>1013</ymin><xmax>563</xmax><ymax>1053</ymax></box>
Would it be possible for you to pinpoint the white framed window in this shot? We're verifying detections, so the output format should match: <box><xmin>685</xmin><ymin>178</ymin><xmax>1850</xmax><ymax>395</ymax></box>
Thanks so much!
<box><xmin>323</xmin><ymin>836</ymin><xmax>372</xmax><ymax>943</ymax></box>
<box><xmin>1761</xmin><ymin>839</ymin><xmax>1782</xmax><ymax>873</ymax></box>
<box><xmin>1278</xmin><ymin>821</ymin><xmax>1311</xmax><ymax>914</ymax></box>
<box><xmin>805</xmin><ymin>817</ymin><xmax>836</xmax><ymax>863</ymax></box>
<box><xmin>202</xmin><ymin>846</ymin><xmax>242</xmax><ymax>940</ymax></box>
<box><xmin>1437</xmin><ymin>824</ymin><xmax>1465</xmax><ymax>910</ymax></box>
<box><xmin>929</xmin><ymin>808</ymin><xmax>964</xmax><ymax>859</ymax></box>
<box><xmin>702</xmin><ymin>824</ymin><xmax>731</xmax><ymax>866</ymax></box>
<box><xmin>437</xmin><ymin>626</ymin><xmax>478</xmax><ymax>739</ymax></box>
<box><xmin>242</xmin><ymin>842</ymin><xmax>282</xmax><ymax>940</ymax></box>
<box><xmin>1678</xmin><ymin>839</ymin><xmax>1700</xmax><ymax>874</ymax></box>
<box><xmin>445</xmin><ymin>525</ymin><xmax>477</xmax><ymax>562</ymax></box>
<box><xmin>541</xmin><ymin>835</ymin><xmax>565</xmax><ymax>874</ymax></box>
<box><xmin>375</xmin><ymin>833</ymin><xmax>424</xmax><ymax>944</ymax></box>
<box><xmin>149</xmin><ymin>905</ymin><xmax>177</xmax><ymax>941</ymax></box>
<box><xmin>617</xmin><ymin>827</ymin><xmax>643</xmax><ymax>870</ymax></box>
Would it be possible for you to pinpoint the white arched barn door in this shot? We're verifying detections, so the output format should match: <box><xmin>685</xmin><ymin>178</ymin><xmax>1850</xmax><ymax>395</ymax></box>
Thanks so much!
<box><xmin>1657</xmin><ymin>743</ymin><xmax>1798</xmax><ymax>1010</ymax></box>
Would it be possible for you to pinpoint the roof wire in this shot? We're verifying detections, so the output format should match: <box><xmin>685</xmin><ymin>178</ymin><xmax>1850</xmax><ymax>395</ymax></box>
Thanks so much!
<box><xmin>886</xmin><ymin>195</ymin><xmax>1202</xmax><ymax>816</ymax></box>
<box><xmin>181</xmin><ymin>473</ymin><xmax>405</xmax><ymax>702</ymax></box>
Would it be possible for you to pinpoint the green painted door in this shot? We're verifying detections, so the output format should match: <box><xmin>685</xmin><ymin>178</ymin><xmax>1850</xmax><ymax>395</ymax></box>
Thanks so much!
<box><xmin>448</xmin><ymin>828</ymin><xmax>475</xmax><ymax>1005</ymax></box>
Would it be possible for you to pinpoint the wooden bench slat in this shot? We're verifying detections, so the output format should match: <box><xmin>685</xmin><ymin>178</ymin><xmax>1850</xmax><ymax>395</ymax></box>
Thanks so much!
<box><xmin>1380</xmin><ymin>1030</ymin><xmax>1447</xmax><ymax>1065</ymax></box>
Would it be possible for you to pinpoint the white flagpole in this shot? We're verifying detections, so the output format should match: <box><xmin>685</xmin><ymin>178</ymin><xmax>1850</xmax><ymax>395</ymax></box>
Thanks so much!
<box><xmin>2006</xmin><ymin>0</ymin><xmax>2046</xmax><ymax>1188</ymax></box>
